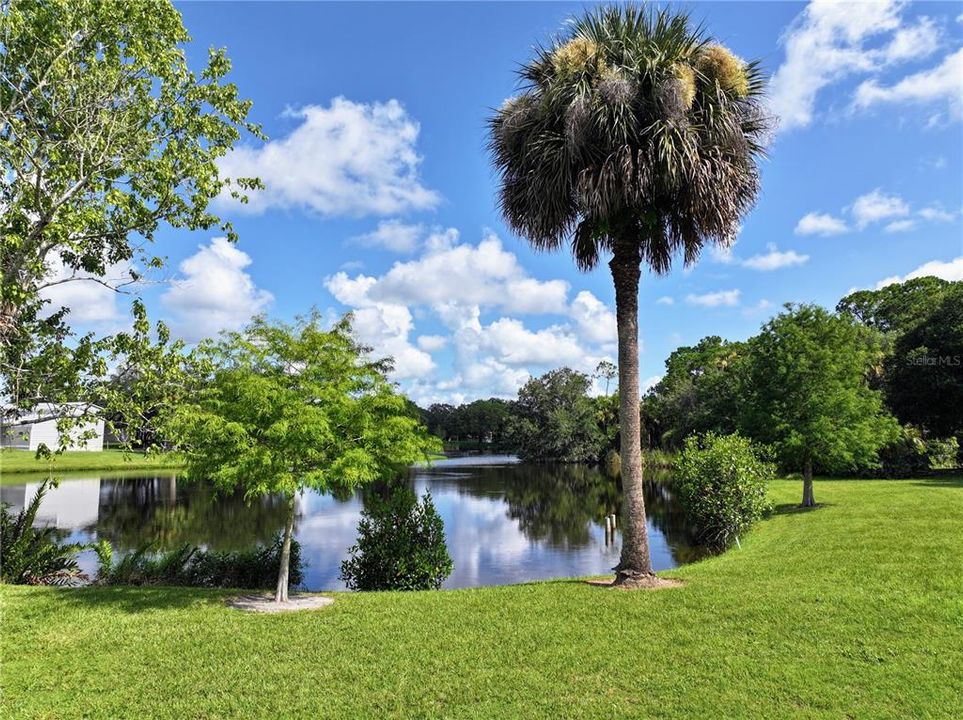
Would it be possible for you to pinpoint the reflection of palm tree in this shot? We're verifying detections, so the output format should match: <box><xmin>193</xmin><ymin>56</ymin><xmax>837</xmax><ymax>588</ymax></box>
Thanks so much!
<box><xmin>428</xmin><ymin>462</ymin><xmax>707</xmax><ymax>565</ymax></box>
<box><xmin>93</xmin><ymin>476</ymin><xmax>292</xmax><ymax>551</ymax></box>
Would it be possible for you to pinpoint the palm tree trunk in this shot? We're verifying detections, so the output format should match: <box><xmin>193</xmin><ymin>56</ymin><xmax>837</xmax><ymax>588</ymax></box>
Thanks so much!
<box><xmin>274</xmin><ymin>491</ymin><xmax>295</xmax><ymax>603</ymax></box>
<box><xmin>609</xmin><ymin>246</ymin><xmax>653</xmax><ymax>583</ymax></box>
<box><xmin>801</xmin><ymin>454</ymin><xmax>815</xmax><ymax>508</ymax></box>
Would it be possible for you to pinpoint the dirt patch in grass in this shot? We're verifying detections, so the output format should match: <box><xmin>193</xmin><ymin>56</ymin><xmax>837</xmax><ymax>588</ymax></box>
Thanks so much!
<box><xmin>227</xmin><ymin>593</ymin><xmax>334</xmax><ymax>613</ymax></box>
<box><xmin>585</xmin><ymin>576</ymin><xmax>684</xmax><ymax>590</ymax></box>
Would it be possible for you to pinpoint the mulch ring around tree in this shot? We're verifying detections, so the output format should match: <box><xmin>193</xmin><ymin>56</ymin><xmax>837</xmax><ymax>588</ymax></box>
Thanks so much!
<box><xmin>227</xmin><ymin>593</ymin><xmax>335</xmax><ymax>613</ymax></box>
<box><xmin>585</xmin><ymin>575</ymin><xmax>684</xmax><ymax>591</ymax></box>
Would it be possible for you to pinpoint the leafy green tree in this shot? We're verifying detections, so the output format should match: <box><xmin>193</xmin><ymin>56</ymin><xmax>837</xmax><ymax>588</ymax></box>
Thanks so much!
<box><xmin>489</xmin><ymin>6</ymin><xmax>771</xmax><ymax>583</ymax></box>
<box><xmin>594</xmin><ymin>391</ymin><xmax>621</xmax><ymax>454</ymax></box>
<box><xmin>742</xmin><ymin>305</ymin><xmax>899</xmax><ymax>507</ymax></box>
<box><xmin>1</xmin><ymin>0</ymin><xmax>258</xmax><ymax>452</ymax></box>
<box><xmin>0</xmin><ymin>299</ymin><xmax>193</xmax><ymax>455</ymax></box>
<box><xmin>510</xmin><ymin>368</ymin><xmax>603</xmax><ymax>463</ymax></box>
<box><xmin>837</xmin><ymin>277</ymin><xmax>952</xmax><ymax>335</ymax></box>
<box><xmin>645</xmin><ymin>336</ymin><xmax>747</xmax><ymax>449</ymax></box>
<box><xmin>883</xmin><ymin>282</ymin><xmax>963</xmax><ymax>439</ymax></box>
<box><xmin>422</xmin><ymin>403</ymin><xmax>456</xmax><ymax>440</ymax></box>
<box><xmin>0</xmin><ymin>0</ymin><xmax>260</xmax><ymax>341</ymax></box>
<box><xmin>173</xmin><ymin>313</ymin><xmax>440</xmax><ymax>603</ymax></box>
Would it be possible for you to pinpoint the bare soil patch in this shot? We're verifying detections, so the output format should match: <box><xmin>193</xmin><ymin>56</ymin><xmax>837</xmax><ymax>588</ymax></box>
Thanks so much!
<box><xmin>227</xmin><ymin>593</ymin><xmax>334</xmax><ymax>613</ymax></box>
<box><xmin>586</xmin><ymin>576</ymin><xmax>684</xmax><ymax>591</ymax></box>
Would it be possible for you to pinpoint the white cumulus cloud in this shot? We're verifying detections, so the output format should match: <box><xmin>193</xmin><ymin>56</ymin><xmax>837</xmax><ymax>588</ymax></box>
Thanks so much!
<box><xmin>876</xmin><ymin>256</ymin><xmax>963</xmax><ymax>288</ymax></box>
<box><xmin>365</xmin><ymin>230</ymin><xmax>569</xmax><ymax>316</ymax></box>
<box><xmin>769</xmin><ymin>0</ymin><xmax>945</xmax><ymax>131</ymax></box>
<box><xmin>569</xmin><ymin>291</ymin><xmax>617</xmax><ymax>344</ymax></box>
<box><xmin>325</xmin><ymin>229</ymin><xmax>623</xmax><ymax>401</ymax></box>
<box><xmin>161</xmin><ymin>238</ymin><xmax>273</xmax><ymax>342</ymax></box>
<box><xmin>851</xmin><ymin>188</ymin><xmax>910</xmax><ymax>228</ymax></box>
<box><xmin>39</xmin><ymin>257</ymin><xmax>134</xmax><ymax>327</ymax></box>
<box><xmin>218</xmin><ymin>98</ymin><xmax>439</xmax><ymax>216</ymax></box>
<box><xmin>353</xmin><ymin>220</ymin><xmax>424</xmax><ymax>253</ymax></box>
<box><xmin>741</xmin><ymin>244</ymin><xmax>810</xmax><ymax>271</ymax></box>
<box><xmin>325</xmin><ymin>272</ymin><xmax>434</xmax><ymax>379</ymax></box>
<box><xmin>685</xmin><ymin>289</ymin><xmax>741</xmax><ymax>308</ymax></box>
<box><xmin>884</xmin><ymin>219</ymin><xmax>916</xmax><ymax>233</ymax></box>
<box><xmin>798</xmin><ymin>190</ymin><xmax>957</xmax><ymax>237</ymax></box>
<box><xmin>854</xmin><ymin>47</ymin><xmax>963</xmax><ymax>121</ymax></box>
<box><xmin>918</xmin><ymin>206</ymin><xmax>956</xmax><ymax>222</ymax></box>
<box><xmin>795</xmin><ymin>211</ymin><xmax>850</xmax><ymax>236</ymax></box>
<box><xmin>417</xmin><ymin>335</ymin><xmax>448</xmax><ymax>352</ymax></box>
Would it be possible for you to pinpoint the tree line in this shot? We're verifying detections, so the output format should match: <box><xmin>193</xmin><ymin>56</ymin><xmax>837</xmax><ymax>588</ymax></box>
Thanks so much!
<box><xmin>419</xmin><ymin>276</ymin><xmax>962</xmax><ymax>506</ymax></box>
<box><xmin>644</xmin><ymin>278</ymin><xmax>961</xmax><ymax>479</ymax></box>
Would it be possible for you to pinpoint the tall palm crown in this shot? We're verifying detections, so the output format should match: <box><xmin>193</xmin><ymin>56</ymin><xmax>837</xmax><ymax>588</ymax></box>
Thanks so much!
<box><xmin>489</xmin><ymin>6</ymin><xmax>770</xmax><ymax>270</ymax></box>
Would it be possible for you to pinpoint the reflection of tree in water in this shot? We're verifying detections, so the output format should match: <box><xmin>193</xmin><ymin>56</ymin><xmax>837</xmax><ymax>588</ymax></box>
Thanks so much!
<box><xmin>92</xmin><ymin>476</ymin><xmax>293</xmax><ymax>551</ymax></box>
<box><xmin>424</xmin><ymin>462</ymin><xmax>709</xmax><ymax>564</ymax></box>
<box><xmin>640</xmin><ymin>478</ymin><xmax>710</xmax><ymax>565</ymax></box>
<box><xmin>504</xmin><ymin>464</ymin><xmax>621</xmax><ymax>547</ymax></box>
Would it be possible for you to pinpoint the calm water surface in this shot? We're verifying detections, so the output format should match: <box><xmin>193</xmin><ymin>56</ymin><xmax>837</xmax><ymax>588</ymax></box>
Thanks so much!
<box><xmin>1</xmin><ymin>455</ymin><xmax>705</xmax><ymax>589</ymax></box>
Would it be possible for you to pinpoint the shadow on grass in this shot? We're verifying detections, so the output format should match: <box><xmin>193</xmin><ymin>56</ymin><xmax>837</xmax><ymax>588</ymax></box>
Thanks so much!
<box><xmin>911</xmin><ymin>476</ymin><xmax>963</xmax><ymax>489</ymax></box>
<box><xmin>9</xmin><ymin>585</ymin><xmax>231</xmax><ymax>615</ymax></box>
<box><xmin>769</xmin><ymin>503</ymin><xmax>831</xmax><ymax>517</ymax></box>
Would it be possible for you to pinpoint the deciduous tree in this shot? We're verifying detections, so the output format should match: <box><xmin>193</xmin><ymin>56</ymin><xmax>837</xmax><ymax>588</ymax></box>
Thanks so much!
<box><xmin>742</xmin><ymin>305</ymin><xmax>898</xmax><ymax>507</ymax></box>
<box><xmin>173</xmin><ymin>313</ymin><xmax>439</xmax><ymax>603</ymax></box>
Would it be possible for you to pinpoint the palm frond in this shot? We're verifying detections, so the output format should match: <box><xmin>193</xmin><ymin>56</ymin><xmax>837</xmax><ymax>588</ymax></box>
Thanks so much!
<box><xmin>488</xmin><ymin>3</ymin><xmax>774</xmax><ymax>272</ymax></box>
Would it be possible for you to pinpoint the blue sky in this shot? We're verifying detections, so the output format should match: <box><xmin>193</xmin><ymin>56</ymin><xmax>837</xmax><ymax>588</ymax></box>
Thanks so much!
<box><xmin>47</xmin><ymin>1</ymin><xmax>963</xmax><ymax>405</ymax></box>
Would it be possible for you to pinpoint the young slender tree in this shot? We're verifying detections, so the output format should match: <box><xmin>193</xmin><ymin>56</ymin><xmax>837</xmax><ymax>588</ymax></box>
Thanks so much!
<box><xmin>742</xmin><ymin>304</ymin><xmax>899</xmax><ymax>507</ymax></box>
<box><xmin>489</xmin><ymin>6</ymin><xmax>771</xmax><ymax>583</ymax></box>
<box><xmin>173</xmin><ymin>313</ymin><xmax>440</xmax><ymax>603</ymax></box>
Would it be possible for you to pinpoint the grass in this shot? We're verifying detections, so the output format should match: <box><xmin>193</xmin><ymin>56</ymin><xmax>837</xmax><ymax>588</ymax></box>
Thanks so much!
<box><xmin>0</xmin><ymin>449</ymin><xmax>183</xmax><ymax>477</ymax></box>
<box><xmin>2</xmin><ymin>477</ymin><xmax>962</xmax><ymax>718</ymax></box>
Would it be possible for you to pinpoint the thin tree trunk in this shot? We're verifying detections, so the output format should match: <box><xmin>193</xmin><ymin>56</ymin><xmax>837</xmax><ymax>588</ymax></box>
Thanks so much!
<box><xmin>801</xmin><ymin>454</ymin><xmax>815</xmax><ymax>508</ymax></box>
<box><xmin>610</xmin><ymin>246</ymin><xmax>653</xmax><ymax>583</ymax></box>
<box><xmin>275</xmin><ymin>492</ymin><xmax>295</xmax><ymax>603</ymax></box>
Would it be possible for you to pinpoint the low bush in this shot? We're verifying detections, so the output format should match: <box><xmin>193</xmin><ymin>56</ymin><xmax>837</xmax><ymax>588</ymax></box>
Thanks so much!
<box><xmin>94</xmin><ymin>533</ymin><xmax>303</xmax><ymax>589</ymax></box>
<box><xmin>677</xmin><ymin>432</ymin><xmax>774</xmax><ymax>548</ymax></box>
<box><xmin>0</xmin><ymin>480</ymin><xmax>84</xmax><ymax>586</ymax></box>
<box><xmin>341</xmin><ymin>485</ymin><xmax>452</xmax><ymax>591</ymax></box>
<box><xmin>871</xmin><ymin>426</ymin><xmax>960</xmax><ymax>477</ymax></box>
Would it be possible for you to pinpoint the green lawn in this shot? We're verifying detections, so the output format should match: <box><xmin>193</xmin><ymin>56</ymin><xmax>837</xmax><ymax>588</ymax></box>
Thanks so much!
<box><xmin>0</xmin><ymin>449</ymin><xmax>183</xmax><ymax>476</ymax></box>
<box><xmin>2</xmin><ymin>477</ymin><xmax>961</xmax><ymax>718</ymax></box>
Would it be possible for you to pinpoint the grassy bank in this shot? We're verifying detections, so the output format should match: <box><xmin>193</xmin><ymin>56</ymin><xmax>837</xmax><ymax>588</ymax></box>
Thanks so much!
<box><xmin>0</xmin><ymin>449</ymin><xmax>183</xmax><ymax>476</ymax></box>
<box><xmin>3</xmin><ymin>477</ymin><xmax>961</xmax><ymax>718</ymax></box>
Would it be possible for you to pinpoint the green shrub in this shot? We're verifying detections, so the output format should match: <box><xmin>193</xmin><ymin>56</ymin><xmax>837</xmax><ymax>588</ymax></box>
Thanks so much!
<box><xmin>341</xmin><ymin>486</ymin><xmax>452</xmax><ymax>591</ymax></box>
<box><xmin>677</xmin><ymin>432</ymin><xmax>774</xmax><ymax>548</ymax></box>
<box><xmin>875</xmin><ymin>426</ymin><xmax>930</xmax><ymax>477</ymax></box>
<box><xmin>925</xmin><ymin>435</ymin><xmax>959</xmax><ymax>470</ymax></box>
<box><xmin>94</xmin><ymin>533</ymin><xmax>303</xmax><ymax>589</ymax></box>
<box><xmin>869</xmin><ymin>426</ymin><xmax>960</xmax><ymax>477</ymax></box>
<box><xmin>1</xmin><ymin>480</ymin><xmax>84</xmax><ymax>585</ymax></box>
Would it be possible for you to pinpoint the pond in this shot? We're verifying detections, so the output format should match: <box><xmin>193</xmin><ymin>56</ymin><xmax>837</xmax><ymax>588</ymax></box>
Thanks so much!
<box><xmin>1</xmin><ymin>455</ymin><xmax>706</xmax><ymax>589</ymax></box>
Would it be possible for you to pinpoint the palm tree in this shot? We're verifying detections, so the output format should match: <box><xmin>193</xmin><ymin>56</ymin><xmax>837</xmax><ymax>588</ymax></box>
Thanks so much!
<box><xmin>489</xmin><ymin>6</ymin><xmax>771</xmax><ymax>585</ymax></box>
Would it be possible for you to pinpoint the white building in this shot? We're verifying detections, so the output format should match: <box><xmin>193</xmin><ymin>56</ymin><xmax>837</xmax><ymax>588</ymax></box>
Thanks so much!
<box><xmin>1</xmin><ymin>403</ymin><xmax>105</xmax><ymax>452</ymax></box>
